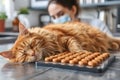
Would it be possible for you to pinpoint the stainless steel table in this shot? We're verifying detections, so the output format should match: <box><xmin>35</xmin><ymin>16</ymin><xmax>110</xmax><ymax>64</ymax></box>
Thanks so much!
<box><xmin>0</xmin><ymin>50</ymin><xmax>120</xmax><ymax>80</ymax></box>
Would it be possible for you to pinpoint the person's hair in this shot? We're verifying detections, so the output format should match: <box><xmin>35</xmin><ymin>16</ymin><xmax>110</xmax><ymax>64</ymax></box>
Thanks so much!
<box><xmin>47</xmin><ymin>0</ymin><xmax>80</xmax><ymax>17</ymax></box>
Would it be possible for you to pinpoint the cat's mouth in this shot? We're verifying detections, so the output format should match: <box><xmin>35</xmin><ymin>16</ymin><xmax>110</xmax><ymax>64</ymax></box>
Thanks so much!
<box><xmin>10</xmin><ymin>50</ymin><xmax>36</xmax><ymax>63</ymax></box>
<box><xmin>14</xmin><ymin>55</ymin><xmax>36</xmax><ymax>63</ymax></box>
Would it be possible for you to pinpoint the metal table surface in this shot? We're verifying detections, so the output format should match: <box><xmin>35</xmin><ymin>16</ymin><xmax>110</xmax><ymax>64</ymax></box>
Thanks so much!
<box><xmin>0</xmin><ymin>32</ymin><xmax>18</xmax><ymax>44</ymax></box>
<box><xmin>0</xmin><ymin>52</ymin><xmax>120</xmax><ymax>80</ymax></box>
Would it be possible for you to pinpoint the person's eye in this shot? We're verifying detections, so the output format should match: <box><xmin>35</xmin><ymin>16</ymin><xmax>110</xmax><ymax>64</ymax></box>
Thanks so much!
<box><xmin>57</xmin><ymin>11</ymin><xmax>64</xmax><ymax>18</ymax></box>
<box><xmin>59</xmin><ymin>11</ymin><xmax>64</xmax><ymax>16</ymax></box>
<box><xmin>51</xmin><ymin>16</ymin><xmax>55</xmax><ymax>19</ymax></box>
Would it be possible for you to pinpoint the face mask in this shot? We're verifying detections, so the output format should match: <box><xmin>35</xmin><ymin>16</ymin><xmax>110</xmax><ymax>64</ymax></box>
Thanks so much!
<box><xmin>52</xmin><ymin>14</ymin><xmax>71</xmax><ymax>24</ymax></box>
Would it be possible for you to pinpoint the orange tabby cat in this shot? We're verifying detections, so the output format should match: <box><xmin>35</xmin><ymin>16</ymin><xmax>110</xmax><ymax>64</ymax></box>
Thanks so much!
<box><xmin>0</xmin><ymin>22</ymin><xmax>120</xmax><ymax>63</ymax></box>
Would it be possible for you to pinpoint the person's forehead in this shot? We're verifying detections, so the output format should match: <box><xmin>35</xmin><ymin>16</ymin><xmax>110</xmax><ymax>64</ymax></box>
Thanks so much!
<box><xmin>48</xmin><ymin>3</ymin><xmax>65</xmax><ymax>16</ymax></box>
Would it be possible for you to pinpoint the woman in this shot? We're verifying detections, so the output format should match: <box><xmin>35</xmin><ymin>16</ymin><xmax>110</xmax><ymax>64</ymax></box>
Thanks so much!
<box><xmin>47</xmin><ymin>0</ymin><xmax>112</xmax><ymax>36</ymax></box>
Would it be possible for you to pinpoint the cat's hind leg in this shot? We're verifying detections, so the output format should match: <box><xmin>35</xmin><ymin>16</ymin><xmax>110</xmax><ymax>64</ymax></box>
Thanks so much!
<box><xmin>109</xmin><ymin>38</ymin><xmax>120</xmax><ymax>51</ymax></box>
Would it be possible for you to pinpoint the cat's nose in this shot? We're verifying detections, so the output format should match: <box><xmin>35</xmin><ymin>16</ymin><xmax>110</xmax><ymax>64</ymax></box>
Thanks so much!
<box><xmin>27</xmin><ymin>49</ymin><xmax>35</xmax><ymax>56</ymax></box>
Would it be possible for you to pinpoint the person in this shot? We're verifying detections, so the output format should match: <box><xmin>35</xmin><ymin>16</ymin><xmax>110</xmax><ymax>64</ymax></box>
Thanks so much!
<box><xmin>47</xmin><ymin>0</ymin><xmax>112</xmax><ymax>36</ymax></box>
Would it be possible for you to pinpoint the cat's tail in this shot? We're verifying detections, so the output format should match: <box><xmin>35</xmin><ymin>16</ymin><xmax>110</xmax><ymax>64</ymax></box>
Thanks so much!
<box><xmin>109</xmin><ymin>37</ymin><xmax>120</xmax><ymax>51</ymax></box>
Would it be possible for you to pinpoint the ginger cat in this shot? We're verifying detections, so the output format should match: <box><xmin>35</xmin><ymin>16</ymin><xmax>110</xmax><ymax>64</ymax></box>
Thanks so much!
<box><xmin>0</xmin><ymin>22</ymin><xmax>120</xmax><ymax>63</ymax></box>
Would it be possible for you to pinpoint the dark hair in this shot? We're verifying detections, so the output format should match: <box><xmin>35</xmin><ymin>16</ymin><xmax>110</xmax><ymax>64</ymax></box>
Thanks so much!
<box><xmin>47</xmin><ymin>0</ymin><xmax>80</xmax><ymax>16</ymax></box>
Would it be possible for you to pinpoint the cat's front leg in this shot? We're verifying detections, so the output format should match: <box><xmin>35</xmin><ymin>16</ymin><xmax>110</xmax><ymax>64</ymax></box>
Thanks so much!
<box><xmin>63</xmin><ymin>36</ymin><xmax>86</xmax><ymax>53</ymax></box>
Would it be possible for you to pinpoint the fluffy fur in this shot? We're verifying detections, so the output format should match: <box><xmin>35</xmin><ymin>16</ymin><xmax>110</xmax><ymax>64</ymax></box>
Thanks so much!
<box><xmin>0</xmin><ymin>21</ymin><xmax>120</xmax><ymax>63</ymax></box>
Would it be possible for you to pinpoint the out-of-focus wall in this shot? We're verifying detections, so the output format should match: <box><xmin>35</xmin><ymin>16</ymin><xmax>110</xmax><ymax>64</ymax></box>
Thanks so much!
<box><xmin>5</xmin><ymin>0</ymin><xmax>42</xmax><ymax>28</ymax></box>
<box><xmin>14</xmin><ymin>0</ymin><xmax>41</xmax><ymax>27</ymax></box>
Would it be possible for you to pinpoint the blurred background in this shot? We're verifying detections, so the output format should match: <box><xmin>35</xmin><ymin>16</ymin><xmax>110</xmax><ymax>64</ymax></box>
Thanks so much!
<box><xmin>0</xmin><ymin>0</ymin><xmax>119</xmax><ymax>33</ymax></box>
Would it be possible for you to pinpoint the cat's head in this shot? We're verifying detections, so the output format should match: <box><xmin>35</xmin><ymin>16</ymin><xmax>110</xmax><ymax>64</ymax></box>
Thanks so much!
<box><xmin>0</xmin><ymin>23</ymin><xmax>48</xmax><ymax>63</ymax></box>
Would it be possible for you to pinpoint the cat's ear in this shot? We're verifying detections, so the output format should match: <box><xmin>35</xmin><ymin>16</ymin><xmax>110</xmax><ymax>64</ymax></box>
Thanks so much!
<box><xmin>0</xmin><ymin>51</ymin><xmax>15</xmax><ymax>59</ymax></box>
<box><xmin>19</xmin><ymin>22</ymin><xmax>29</xmax><ymax>35</ymax></box>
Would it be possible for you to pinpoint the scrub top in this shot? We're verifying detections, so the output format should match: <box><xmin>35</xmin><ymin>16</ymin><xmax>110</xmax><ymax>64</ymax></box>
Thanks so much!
<box><xmin>81</xmin><ymin>18</ymin><xmax>112</xmax><ymax>36</ymax></box>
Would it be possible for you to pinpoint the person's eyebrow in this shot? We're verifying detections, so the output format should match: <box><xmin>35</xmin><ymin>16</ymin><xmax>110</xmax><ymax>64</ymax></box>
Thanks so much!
<box><xmin>50</xmin><ymin>9</ymin><xmax>64</xmax><ymax>19</ymax></box>
<box><xmin>50</xmin><ymin>11</ymin><xmax>61</xmax><ymax>19</ymax></box>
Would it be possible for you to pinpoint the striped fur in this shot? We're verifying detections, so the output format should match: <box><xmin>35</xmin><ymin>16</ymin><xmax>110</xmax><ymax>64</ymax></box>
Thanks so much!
<box><xmin>1</xmin><ymin>21</ymin><xmax>120</xmax><ymax>63</ymax></box>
